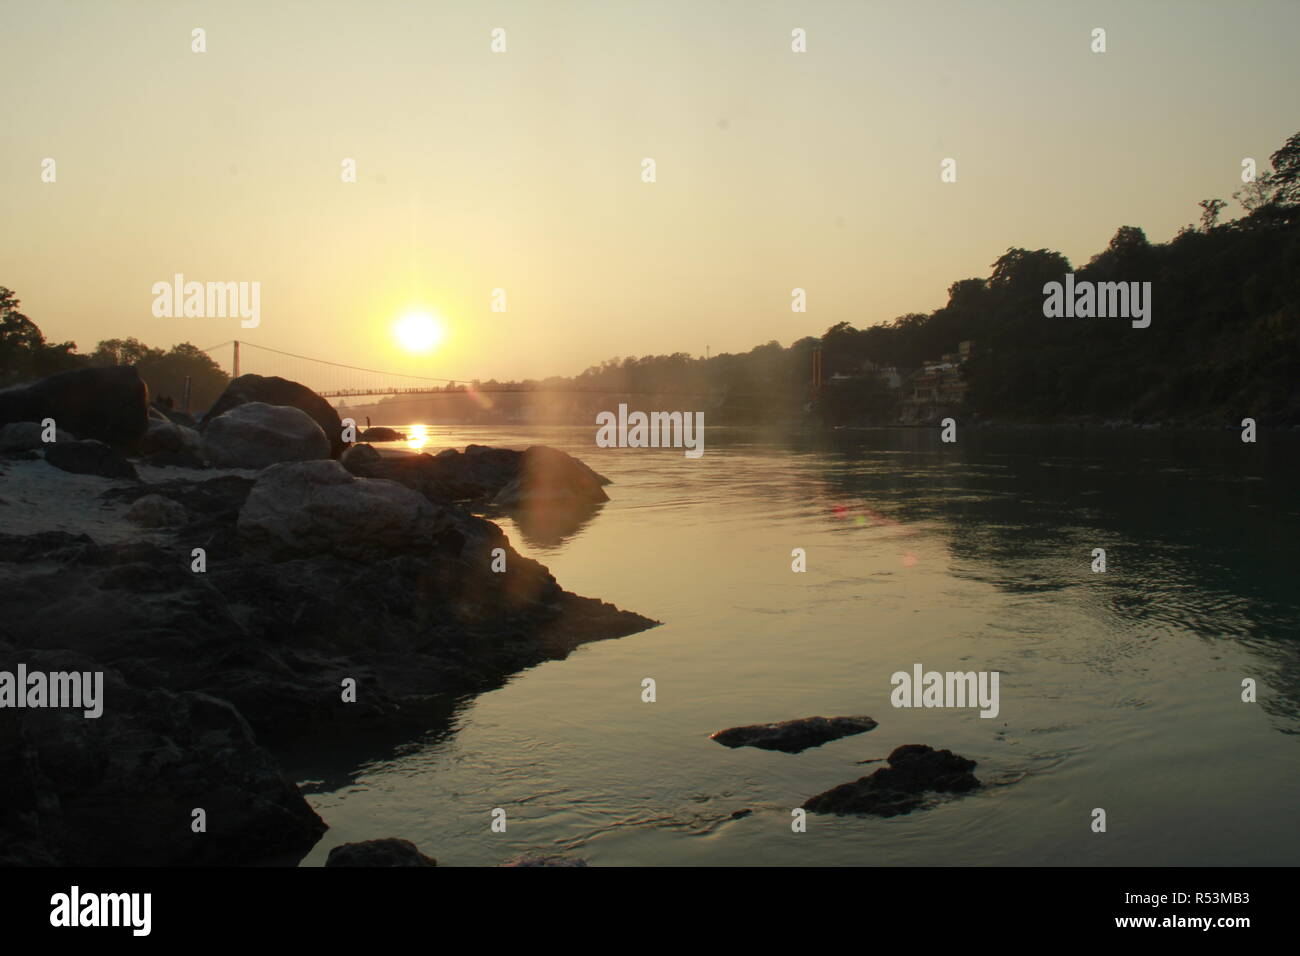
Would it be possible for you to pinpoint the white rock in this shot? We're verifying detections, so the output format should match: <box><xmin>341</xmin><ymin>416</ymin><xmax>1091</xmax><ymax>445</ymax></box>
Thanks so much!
<box><xmin>202</xmin><ymin>402</ymin><xmax>330</xmax><ymax>469</ymax></box>
<box><xmin>237</xmin><ymin>459</ymin><xmax>451</xmax><ymax>561</ymax></box>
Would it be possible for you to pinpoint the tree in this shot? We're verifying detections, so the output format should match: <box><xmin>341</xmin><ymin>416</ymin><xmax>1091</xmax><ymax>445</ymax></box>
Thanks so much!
<box><xmin>0</xmin><ymin>287</ymin><xmax>84</xmax><ymax>382</ymax></box>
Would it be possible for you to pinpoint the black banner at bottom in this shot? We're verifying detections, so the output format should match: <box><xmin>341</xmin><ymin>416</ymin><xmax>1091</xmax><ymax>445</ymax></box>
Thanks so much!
<box><xmin>0</xmin><ymin>866</ymin><xmax>1284</xmax><ymax>942</ymax></box>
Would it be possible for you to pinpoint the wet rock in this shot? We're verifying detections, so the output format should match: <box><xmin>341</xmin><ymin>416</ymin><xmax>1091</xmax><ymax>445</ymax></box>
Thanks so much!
<box><xmin>492</xmin><ymin>445</ymin><xmax>610</xmax><ymax>506</ymax></box>
<box><xmin>201</xmin><ymin>374</ymin><xmax>345</xmax><ymax>458</ymax></box>
<box><xmin>802</xmin><ymin>744</ymin><xmax>980</xmax><ymax>817</ymax></box>
<box><xmin>0</xmin><ymin>365</ymin><xmax>148</xmax><ymax>449</ymax></box>
<box><xmin>0</xmin><ymin>653</ymin><xmax>326</xmax><ymax>866</ymax></box>
<box><xmin>347</xmin><ymin>444</ymin><xmax>611</xmax><ymax>506</ymax></box>
<box><xmin>44</xmin><ymin>439</ymin><xmax>139</xmax><ymax>480</ymax></box>
<box><xmin>125</xmin><ymin>493</ymin><xmax>189</xmax><ymax>528</ymax></box>
<box><xmin>202</xmin><ymin>402</ymin><xmax>330</xmax><ymax>469</ymax></box>
<box><xmin>499</xmin><ymin>854</ymin><xmax>588</xmax><ymax>867</ymax></box>
<box><xmin>710</xmin><ymin>715</ymin><xmax>878</xmax><ymax>754</ymax></box>
<box><xmin>358</xmin><ymin>426</ymin><xmax>405</xmax><ymax>442</ymax></box>
<box><xmin>326</xmin><ymin>838</ymin><xmax>436</xmax><ymax>867</ymax></box>
<box><xmin>237</xmin><ymin>459</ymin><xmax>454</xmax><ymax>561</ymax></box>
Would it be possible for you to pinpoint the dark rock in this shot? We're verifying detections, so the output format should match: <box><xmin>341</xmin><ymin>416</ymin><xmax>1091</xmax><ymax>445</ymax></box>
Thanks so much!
<box><xmin>200</xmin><ymin>374</ymin><xmax>345</xmax><ymax>458</ymax></box>
<box><xmin>347</xmin><ymin>444</ymin><xmax>611</xmax><ymax>507</ymax></box>
<box><xmin>0</xmin><ymin>652</ymin><xmax>326</xmax><ymax>866</ymax></box>
<box><xmin>125</xmin><ymin>493</ymin><xmax>189</xmax><ymax>528</ymax></box>
<box><xmin>0</xmin><ymin>420</ymin><xmax>75</xmax><ymax>451</ymax></box>
<box><xmin>358</xmin><ymin>427</ymin><xmax>405</xmax><ymax>442</ymax></box>
<box><xmin>10</xmin><ymin>470</ymin><xmax>656</xmax><ymax>745</ymax></box>
<box><xmin>0</xmin><ymin>366</ymin><xmax>148</xmax><ymax>450</ymax></box>
<box><xmin>202</xmin><ymin>402</ymin><xmax>331</xmax><ymax>469</ymax></box>
<box><xmin>137</xmin><ymin>414</ymin><xmax>201</xmax><ymax>458</ymax></box>
<box><xmin>326</xmin><ymin>838</ymin><xmax>436</xmax><ymax>867</ymax></box>
<box><xmin>802</xmin><ymin>745</ymin><xmax>980</xmax><ymax>817</ymax></box>
<box><xmin>141</xmin><ymin>448</ymin><xmax>209</xmax><ymax>469</ymax></box>
<box><xmin>493</xmin><ymin>446</ymin><xmax>610</xmax><ymax>506</ymax></box>
<box><xmin>340</xmin><ymin>442</ymin><xmax>381</xmax><ymax>469</ymax></box>
<box><xmin>499</xmin><ymin>854</ymin><xmax>587</xmax><ymax>867</ymax></box>
<box><xmin>710</xmin><ymin>715</ymin><xmax>878</xmax><ymax>754</ymax></box>
<box><xmin>1</xmin><ymin>447</ymin><xmax>657</xmax><ymax>866</ymax></box>
<box><xmin>44</xmin><ymin>439</ymin><xmax>139</xmax><ymax>480</ymax></box>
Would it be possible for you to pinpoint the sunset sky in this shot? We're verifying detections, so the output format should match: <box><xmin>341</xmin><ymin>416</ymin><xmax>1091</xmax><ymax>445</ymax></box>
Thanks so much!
<box><xmin>2</xmin><ymin>0</ymin><xmax>1298</xmax><ymax>386</ymax></box>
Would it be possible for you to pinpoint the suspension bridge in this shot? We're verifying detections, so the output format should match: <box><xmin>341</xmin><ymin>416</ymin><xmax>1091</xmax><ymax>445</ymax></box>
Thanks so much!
<box><xmin>197</xmin><ymin>340</ymin><xmax>720</xmax><ymax>405</ymax></box>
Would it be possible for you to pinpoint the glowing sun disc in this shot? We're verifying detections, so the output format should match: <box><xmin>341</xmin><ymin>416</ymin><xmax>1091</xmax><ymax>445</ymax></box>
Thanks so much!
<box><xmin>393</xmin><ymin>311</ymin><xmax>445</xmax><ymax>353</ymax></box>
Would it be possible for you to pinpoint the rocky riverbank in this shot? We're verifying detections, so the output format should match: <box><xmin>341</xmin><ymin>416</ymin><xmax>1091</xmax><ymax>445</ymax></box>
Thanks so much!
<box><xmin>0</xmin><ymin>369</ymin><xmax>657</xmax><ymax>865</ymax></box>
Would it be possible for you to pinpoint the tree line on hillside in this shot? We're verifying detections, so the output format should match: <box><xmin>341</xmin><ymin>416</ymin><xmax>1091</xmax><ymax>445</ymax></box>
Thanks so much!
<box><xmin>0</xmin><ymin>290</ymin><xmax>230</xmax><ymax>412</ymax></box>
<box><xmin>448</xmin><ymin>129</ymin><xmax>1300</xmax><ymax>427</ymax></box>
<box><xmin>9</xmin><ymin>129</ymin><xmax>1298</xmax><ymax>428</ymax></box>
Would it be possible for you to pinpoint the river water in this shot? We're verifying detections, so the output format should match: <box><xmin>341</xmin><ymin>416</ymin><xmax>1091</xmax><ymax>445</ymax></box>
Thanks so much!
<box><xmin>296</xmin><ymin>425</ymin><xmax>1300</xmax><ymax>866</ymax></box>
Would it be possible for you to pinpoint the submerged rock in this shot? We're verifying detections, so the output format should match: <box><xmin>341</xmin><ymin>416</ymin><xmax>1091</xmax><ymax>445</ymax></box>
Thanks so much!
<box><xmin>202</xmin><ymin>401</ymin><xmax>331</xmax><ymax>469</ymax></box>
<box><xmin>358</xmin><ymin>426</ymin><xmax>405</xmax><ymax>442</ymax></box>
<box><xmin>710</xmin><ymin>715</ymin><xmax>878</xmax><ymax>754</ymax></box>
<box><xmin>326</xmin><ymin>839</ymin><xmax>436</xmax><ymax>867</ymax></box>
<box><xmin>499</xmin><ymin>854</ymin><xmax>588</xmax><ymax>867</ymax></box>
<box><xmin>201</xmin><ymin>373</ymin><xmax>346</xmax><ymax>458</ymax></box>
<box><xmin>802</xmin><ymin>744</ymin><xmax>980</xmax><ymax>817</ymax></box>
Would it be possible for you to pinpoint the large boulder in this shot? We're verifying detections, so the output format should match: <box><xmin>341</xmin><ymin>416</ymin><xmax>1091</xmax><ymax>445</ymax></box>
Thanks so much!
<box><xmin>0</xmin><ymin>366</ymin><xmax>148</xmax><ymax>449</ymax></box>
<box><xmin>44</xmin><ymin>439</ymin><xmax>139</xmax><ymax>480</ymax></box>
<box><xmin>0</xmin><ymin>652</ymin><xmax>326</xmax><ymax>866</ymax></box>
<box><xmin>237</xmin><ymin>459</ymin><xmax>453</xmax><ymax>561</ymax></box>
<box><xmin>492</xmin><ymin>445</ymin><xmax>610</xmax><ymax>506</ymax></box>
<box><xmin>344</xmin><ymin>444</ymin><xmax>611</xmax><ymax>506</ymax></box>
<box><xmin>202</xmin><ymin>402</ymin><xmax>330</xmax><ymax>469</ymax></box>
<box><xmin>201</xmin><ymin>374</ymin><xmax>345</xmax><ymax>458</ymax></box>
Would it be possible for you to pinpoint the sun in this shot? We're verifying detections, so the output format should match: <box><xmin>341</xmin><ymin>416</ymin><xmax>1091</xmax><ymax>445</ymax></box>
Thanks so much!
<box><xmin>393</xmin><ymin>310</ymin><xmax>445</xmax><ymax>354</ymax></box>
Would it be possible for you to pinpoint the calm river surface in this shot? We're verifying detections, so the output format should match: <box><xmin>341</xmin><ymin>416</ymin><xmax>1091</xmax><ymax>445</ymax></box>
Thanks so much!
<box><xmin>296</xmin><ymin>425</ymin><xmax>1300</xmax><ymax>866</ymax></box>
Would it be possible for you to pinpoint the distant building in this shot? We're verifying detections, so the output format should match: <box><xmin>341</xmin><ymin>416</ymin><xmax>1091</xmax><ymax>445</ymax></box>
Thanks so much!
<box><xmin>900</xmin><ymin>342</ymin><xmax>974</xmax><ymax>424</ymax></box>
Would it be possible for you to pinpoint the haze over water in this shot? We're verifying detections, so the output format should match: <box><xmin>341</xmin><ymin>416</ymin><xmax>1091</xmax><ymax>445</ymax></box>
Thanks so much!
<box><xmin>296</xmin><ymin>424</ymin><xmax>1300</xmax><ymax>866</ymax></box>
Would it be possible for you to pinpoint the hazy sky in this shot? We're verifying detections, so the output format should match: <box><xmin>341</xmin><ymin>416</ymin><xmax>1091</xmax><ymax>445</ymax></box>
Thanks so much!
<box><xmin>2</xmin><ymin>0</ymin><xmax>1298</xmax><ymax>386</ymax></box>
